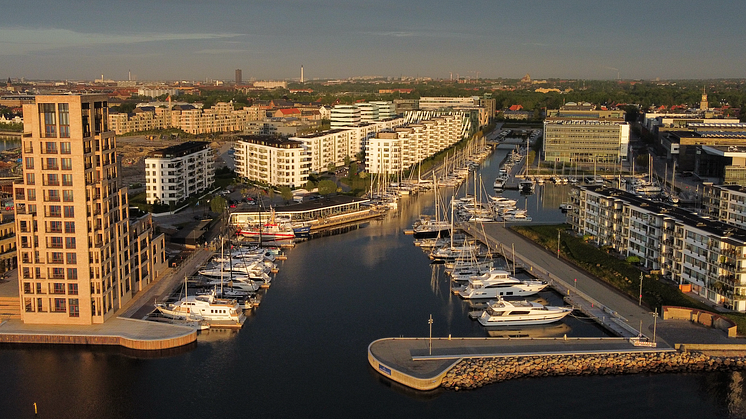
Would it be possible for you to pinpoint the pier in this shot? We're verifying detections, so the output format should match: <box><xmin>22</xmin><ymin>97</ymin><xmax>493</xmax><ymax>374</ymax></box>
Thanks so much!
<box><xmin>368</xmin><ymin>336</ymin><xmax>671</xmax><ymax>391</ymax></box>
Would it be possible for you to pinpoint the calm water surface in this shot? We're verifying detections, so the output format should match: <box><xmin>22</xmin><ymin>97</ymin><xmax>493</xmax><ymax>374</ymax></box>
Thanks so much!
<box><xmin>1</xmin><ymin>140</ymin><xmax>745</xmax><ymax>418</ymax></box>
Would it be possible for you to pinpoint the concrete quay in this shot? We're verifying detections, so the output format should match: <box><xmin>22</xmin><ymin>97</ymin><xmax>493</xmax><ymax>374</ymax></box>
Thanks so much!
<box><xmin>460</xmin><ymin>222</ymin><xmax>657</xmax><ymax>340</ymax></box>
<box><xmin>0</xmin><ymin>248</ymin><xmax>215</xmax><ymax>351</ymax></box>
<box><xmin>368</xmin><ymin>336</ymin><xmax>670</xmax><ymax>391</ymax></box>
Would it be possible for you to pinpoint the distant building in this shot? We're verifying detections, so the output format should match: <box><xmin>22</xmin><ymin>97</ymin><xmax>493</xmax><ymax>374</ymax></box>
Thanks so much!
<box><xmin>253</xmin><ymin>81</ymin><xmax>287</xmax><ymax>89</ymax></box>
<box><xmin>145</xmin><ymin>141</ymin><xmax>215</xmax><ymax>205</ymax></box>
<box><xmin>235</xmin><ymin>69</ymin><xmax>242</xmax><ymax>86</ymax></box>
<box><xmin>330</xmin><ymin>105</ymin><xmax>361</xmax><ymax>129</ymax></box>
<box><xmin>543</xmin><ymin>103</ymin><xmax>629</xmax><ymax>167</ymax></box>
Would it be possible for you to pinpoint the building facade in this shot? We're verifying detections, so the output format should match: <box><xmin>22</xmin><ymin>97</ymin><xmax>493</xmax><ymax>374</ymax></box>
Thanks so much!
<box><xmin>569</xmin><ymin>184</ymin><xmax>746</xmax><ymax>311</ymax></box>
<box><xmin>16</xmin><ymin>94</ymin><xmax>166</xmax><ymax>325</ymax></box>
<box><xmin>543</xmin><ymin>104</ymin><xmax>629</xmax><ymax>167</ymax></box>
<box><xmin>145</xmin><ymin>141</ymin><xmax>215</xmax><ymax>205</ymax></box>
<box><xmin>233</xmin><ymin>136</ymin><xmax>310</xmax><ymax>187</ymax></box>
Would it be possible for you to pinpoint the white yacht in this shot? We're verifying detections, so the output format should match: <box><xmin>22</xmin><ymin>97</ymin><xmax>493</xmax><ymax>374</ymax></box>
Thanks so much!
<box><xmin>502</xmin><ymin>209</ymin><xmax>532</xmax><ymax>222</ymax></box>
<box><xmin>155</xmin><ymin>292</ymin><xmax>245</xmax><ymax>324</ymax></box>
<box><xmin>477</xmin><ymin>297</ymin><xmax>572</xmax><ymax>326</ymax></box>
<box><xmin>455</xmin><ymin>270</ymin><xmax>547</xmax><ymax>299</ymax></box>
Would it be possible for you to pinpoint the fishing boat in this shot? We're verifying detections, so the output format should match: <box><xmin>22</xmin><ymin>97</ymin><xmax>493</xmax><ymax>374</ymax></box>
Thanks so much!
<box><xmin>476</xmin><ymin>297</ymin><xmax>572</xmax><ymax>327</ymax></box>
<box><xmin>238</xmin><ymin>209</ymin><xmax>295</xmax><ymax>241</ymax></box>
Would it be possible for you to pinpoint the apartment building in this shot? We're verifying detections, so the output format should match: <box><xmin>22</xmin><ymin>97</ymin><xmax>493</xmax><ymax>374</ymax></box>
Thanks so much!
<box><xmin>0</xmin><ymin>213</ymin><xmax>17</xmax><ymax>273</ymax></box>
<box><xmin>16</xmin><ymin>94</ymin><xmax>166</xmax><ymax>325</ymax></box>
<box><xmin>108</xmin><ymin>103</ymin><xmax>263</xmax><ymax>135</ymax></box>
<box><xmin>366</xmin><ymin>112</ymin><xmax>469</xmax><ymax>174</ymax></box>
<box><xmin>569</xmin><ymin>184</ymin><xmax>746</xmax><ymax>311</ymax></box>
<box><xmin>330</xmin><ymin>105</ymin><xmax>361</xmax><ymax>129</ymax></box>
<box><xmin>145</xmin><ymin>141</ymin><xmax>215</xmax><ymax>205</ymax></box>
<box><xmin>543</xmin><ymin>104</ymin><xmax>629</xmax><ymax>167</ymax></box>
<box><xmin>233</xmin><ymin>136</ymin><xmax>309</xmax><ymax>187</ymax></box>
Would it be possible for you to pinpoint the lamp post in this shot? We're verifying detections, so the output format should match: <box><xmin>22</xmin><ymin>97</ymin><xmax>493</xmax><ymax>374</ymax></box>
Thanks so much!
<box><xmin>428</xmin><ymin>314</ymin><xmax>434</xmax><ymax>356</ymax></box>
<box><xmin>557</xmin><ymin>229</ymin><xmax>560</xmax><ymax>259</ymax></box>
<box><xmin>639</xmin><ymin>272</ymin><xmax>643</xmax><ymax>306</ymax></box>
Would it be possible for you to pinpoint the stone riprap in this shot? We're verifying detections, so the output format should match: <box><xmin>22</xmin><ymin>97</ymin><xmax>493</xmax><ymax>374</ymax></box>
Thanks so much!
<box><xmin>441</xmin><ymin>351</ymin><xmax>746</xmax><ymax>391</ymax></box>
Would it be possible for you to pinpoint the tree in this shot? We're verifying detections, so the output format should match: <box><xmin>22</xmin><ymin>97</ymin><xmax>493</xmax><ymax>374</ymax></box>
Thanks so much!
<box><xmin>318</xmin><ymin>179</ymin><xmax>337</xmax><ymax>195</ymax></box>
<box><xmin>210</xmin><ymin>196</ymin><xmax>227</xmax><ymax>213</ymax></box>
<box><xmin>327</xmin><ymin>162</ymin><xmax>337</xmax><ymax>173</ymax></box>
<box><xmin>279</xmin><ymin>186</ymin><xmax>293</xmax><ymax>203</ymax></box>
<box><xmin>304</xmin><ymin>180</ymin><xmax>316</xmax><ymax>191</ymax></box>
<box><xmin>344</xmin><ymin>155</ymin><xmax>351</xmax><ymax>166</ymax></box>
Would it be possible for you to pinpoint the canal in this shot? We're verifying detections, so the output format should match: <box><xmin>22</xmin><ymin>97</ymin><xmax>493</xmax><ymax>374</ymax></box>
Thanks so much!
<box><xmin>0</xmin><ymin>139</ymin><xmax>744</xmax><ymax>418</ymax></box>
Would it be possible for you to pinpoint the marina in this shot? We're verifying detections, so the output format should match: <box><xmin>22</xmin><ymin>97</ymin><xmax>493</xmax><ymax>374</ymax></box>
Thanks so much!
<box><xmin>0</xmin><ymin>132</ymin><xmax>744</xmax><ymax>418</ymax></box>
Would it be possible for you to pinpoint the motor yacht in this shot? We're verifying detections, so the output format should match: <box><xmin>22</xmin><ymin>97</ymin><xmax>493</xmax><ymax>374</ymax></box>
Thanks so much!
<box><xmin>477</xmin><ymin>297</ymin><xmax>572</xmax><ymax>326</ymax></box>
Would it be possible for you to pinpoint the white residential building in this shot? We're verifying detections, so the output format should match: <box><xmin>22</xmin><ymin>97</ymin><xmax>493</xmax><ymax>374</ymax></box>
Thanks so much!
<box><xmin>145</xmin><ymin>142</ymin><xmax>215</xmax><ymax>205</ymax></box>
<box><xmin>233</xmin><ymin>136</ymin><xmax>309</xmax><ymax>187</ymax></box>
<box><xmin>569</xmin><ymin>184</ymin><xmax>746</xmax><ymax>311</ymax></box>
<box><xmin>366</xmin><ymin>112</ymin><xmax>469</xmax><ymax>174</ymax></box>
<box><xmin>330</xmin><ymin>105</ymin><xmax>361</xmax><ymax>129</ymax></box>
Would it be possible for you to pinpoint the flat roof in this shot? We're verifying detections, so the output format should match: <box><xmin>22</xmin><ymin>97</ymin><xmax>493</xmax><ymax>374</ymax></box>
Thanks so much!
<box><xmin>148</xmin><ymin>141</ymin><xmax>209</xmax><ymax>158</ymax></box>
<box><xmin>582</xmin><ymin>185</ymin><xmax>746</xmax><ymax>245</ymax></box>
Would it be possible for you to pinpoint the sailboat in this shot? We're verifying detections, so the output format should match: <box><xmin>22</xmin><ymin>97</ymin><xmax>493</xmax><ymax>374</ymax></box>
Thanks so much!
<box><xmin>413</xmin><ymin>176</ymin><xmax>451</xmax><ymax>238</ymax></box>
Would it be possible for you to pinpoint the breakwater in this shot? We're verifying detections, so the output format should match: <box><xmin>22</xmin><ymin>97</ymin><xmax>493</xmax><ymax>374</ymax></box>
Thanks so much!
<box><xmin>441</xmin><ymin>351</ymin><xmax>746</xmax><ymax>391</ymax></box>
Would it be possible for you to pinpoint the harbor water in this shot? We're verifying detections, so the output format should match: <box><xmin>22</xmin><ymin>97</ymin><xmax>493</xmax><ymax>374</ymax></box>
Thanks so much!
<box><xmin>0</xmin><ymin>139</ymin><xmax>745</xmax><ymax>418</ymax></box>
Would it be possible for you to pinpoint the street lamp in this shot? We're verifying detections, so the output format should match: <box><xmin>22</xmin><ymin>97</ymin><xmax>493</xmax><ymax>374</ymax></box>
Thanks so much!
<box><xmin>428</xmin><ymin>314</ymin><xmax>433</xmax><ymax>356</ymax></box>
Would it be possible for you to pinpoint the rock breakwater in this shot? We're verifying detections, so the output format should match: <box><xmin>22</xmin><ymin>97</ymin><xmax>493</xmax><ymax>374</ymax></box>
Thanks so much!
<box><xmin>441</xmin><ymin>351</ymin><xmax>746</xmax><ymax>391</ymax></box>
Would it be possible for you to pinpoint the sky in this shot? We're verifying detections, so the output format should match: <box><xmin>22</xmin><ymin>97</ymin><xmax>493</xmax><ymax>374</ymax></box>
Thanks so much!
<box><xmin>2</xmin><ymin>0</ymin><xmax>745</xmax><ymax>82</ymax></box>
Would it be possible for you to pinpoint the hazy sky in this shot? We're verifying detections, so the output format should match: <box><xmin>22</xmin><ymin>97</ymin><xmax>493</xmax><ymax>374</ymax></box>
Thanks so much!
<box><xmin>2</xmin><ymin>0</ymin><xmax>745</xmax><ymax>81</ymax></box>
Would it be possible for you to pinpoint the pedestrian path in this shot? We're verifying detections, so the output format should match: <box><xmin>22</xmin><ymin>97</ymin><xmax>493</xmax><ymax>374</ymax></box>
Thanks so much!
<box><xmin>460</xmin><ymin>222</ymin><xmax>661</xmax><ymax>342</ymax></box>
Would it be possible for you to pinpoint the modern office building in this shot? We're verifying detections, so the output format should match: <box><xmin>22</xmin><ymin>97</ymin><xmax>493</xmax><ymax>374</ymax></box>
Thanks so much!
<box><xmin>145</xmin><ymin>141</ymin><xmax>215</xmax><ymax>205</ymax></box>
<box><xmin>543</xmin><ymin>103</ymin><xmax>629</xmax><ymax>168</ymax></box>
<box><xmin>233</xmin><ymin>136</ymin><xmax>310</xmax><ymax>187</ymax></box>
<box><xmin>16</xmin><ymin>94</ymin><xmax>166</xmax><ymax>325</ymax></box>
<box><xmin>235</xmin><ymin>69</ymin><xmax>242</xmax><ymax>85</ymax></box>
<box><xmin>568</xmin><ymin>184</ymin><xmax>746</xmax><ymax>311</ymax></box>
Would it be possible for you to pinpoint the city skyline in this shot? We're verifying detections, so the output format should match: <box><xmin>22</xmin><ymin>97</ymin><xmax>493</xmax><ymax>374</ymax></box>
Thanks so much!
<box><xmin>2</xmin><ymin>0</ymin><xmax>745</xmax><ymax>81</ymax></box>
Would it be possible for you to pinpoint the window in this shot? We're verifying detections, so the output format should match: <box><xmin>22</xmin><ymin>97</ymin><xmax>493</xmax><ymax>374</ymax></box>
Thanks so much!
<box><xmin>63</xmin><ymin>190</ymin><xmax>73</xmax><ymax>202</ymax></box>
<box><xmin>26</xmin><ymin>173</ymin><xmax>35</xmax><ymax>185</ymax></box>
<box><xmin>23</xmin><ymin>282</ymin><xmax>32</xmax><ymax>294</ymax></box>
<box><xmin>53</xmin><ymin>283</ymin><xmax>65</xmax><ymax>294</ymax></box>
<box><xmin>58</xmin><ymin>104</ymin><xmax>70</xmax><ymax>138</ymax></box>
<box><xmin>46</xmin><ymin>173</ymin><xmax>59</xmax><ymax>186</ymax></box>
<box><xmin>47</xmin><ymin>190</ymin><xmax>60</xmax><ymax>202</ymax></box>
<box><xmin>62</xmin><ymin>174</ymin><xmax>73</xmax><ymax>186</ymax></box>
<box><xmin>68</xmin><ymin>298</ymin><xmax>79</xmax><ymax>317</ymax></box>
<box><xmin>45</xmin><ymin>142</ymin><xmax>58</xmax><ymax>154</ymax></box>
<box><xmin>61</xmin><ymin>158</ymin><xmax>72</xmax><ymax>170</ymax></box>
<box><xmin>67</xmin><ymin>268</ymin><xmax>77</xmax><ymax>280</ymax></box>
<box><xmin>68</xmin><ymin>283</ymin><xmax>78</xmax><ymax>295</ymax></box>
<box><xmin>27</xmin><ymin>189</ymin><xmax>36</xmax><ymax>201</ymax></box>
<box><xmin>65</xmin><ymin>237</ymin><xmax>76</xmax><ymax>249</ymax></box>
<box><xmin>64</xmin><ymin>206</ymin><xmax>74</xmax><ymax>217</ymax></box>
<box><xmin>50</xmin><ymin>237</ymin><xmax>63</xmax><ymax>248</ymax></box>
<box><xmin>25</xmin><ymin>157</ymin><xmax>34</xmax><ymax>169</ymax></box>
<box><xmin>66</xmin><ymin>252</ymin><xmax>77</xmax><ymax>264</ymax></box>
<box><xmin>40</xmin><ymin>103</ymin><xmax>56</xmax><ymax>138</ymax></box>
<box><xmin>49</xmin><ymin>221</ymin><xmax>62</xmax><ymax>233</ymax></box>
<box><xmin>64</xmin><ymin>221</ymin><xmax>75</xmax><ymax>234</ymax></box>
<box><xmin>49</xmin><ymin>205</ymin><xmax>61</xmax><ymax>217</ymax></box>
<box><xmin>53</xmin><ymin>298</ymin><xmax>66</xmax><ymax>313</ymax></box>
<box><xmin>60</xmin><ymin>141</ymin><xmax>71</xmax><ymax>154</ymax></box>
<box><xmin>25</xmin><ymin>298</ymin><xmax>33</xmax><ymax>312</ymax></box>
<box><xmin>36</xmin><ymin>283</ymin><xmax>44</xmax><ymax>294</ymax></box>
<box><xmin>45</xmin><ymin>158</ymin><xmax>58</xmax><ymax>170</ymax></box>
<box><xmin>37</xmin><ymin>298</ymin><xmax>44</xmax><ymax>312</ymax></box>
<box><xmin>50</xmin><ymin>252</ymin><xmax>64</xmax><ymax>264</ymax></box>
